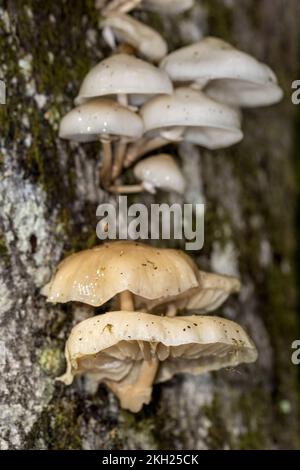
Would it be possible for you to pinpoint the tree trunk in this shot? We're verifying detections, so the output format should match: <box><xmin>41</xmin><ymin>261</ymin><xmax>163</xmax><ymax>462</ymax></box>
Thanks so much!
<box><xmin>0</xmin><ymin>0</ymin><xmax>299</xmax><ymax>449</ymax></box>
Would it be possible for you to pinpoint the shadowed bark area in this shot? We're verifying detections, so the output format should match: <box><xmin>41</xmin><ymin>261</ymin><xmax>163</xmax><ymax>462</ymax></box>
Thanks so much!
<box><xmin>0</xmin><ymin>0</ymin><xmax>299</xmax><ymax>449</ymax></box>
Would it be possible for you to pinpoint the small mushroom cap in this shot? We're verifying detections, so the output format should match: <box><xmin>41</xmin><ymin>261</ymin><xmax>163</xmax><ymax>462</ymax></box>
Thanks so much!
<box><xmin>140</xmin><ymin>87</ymin><xmax>243</xmax><ymax>148</ymax></box>
<box><xmin>160</xmin><ymin>37</ymin><xmax>283</xmax><ymax>108</ymax></box>
<box><xmin>75</xmin><ymin>53</ymin><xmax>173</xmax><ymax>105</ymax></box>
<box><xmin>136</xmin><ymin>271</ymin><xmax>241</xmax><ymax>313</ymax></box>
<box><xmin>42</xmin><ymin>241</ymin><xmax>199</xmax><ymax>306</ymax></box>
<box><xmin>58</xmin><ymin>310</ymin><xmax>258</xmax><ymax>386</ymax></box>
<box><xmin>133</xmin><ymin>154</ymin><xmax>186</xmax><ymax>194</ymax></box>
<box><xmin>59</xmin><ymin>98</ymin><xmax>143</xmax><ymax>142</ymax></box>
<box><xmin>101</xmin><ymin>13</ymin><xmax>167</xmax><ymax>62</ymax></box>
<box><xmin>183</xmin><ymin>125</ymin><xmax>243</xmax><ymax>150</ymax></box>
<box><xmin>142</xmin><ymin>0</ymin><xmax>194</xmax><ymax>14</ymax></box>
<box><xmin>176</xmin><ymin>271</ymin><xmax>241</xmax><ymax>312</ymax></box>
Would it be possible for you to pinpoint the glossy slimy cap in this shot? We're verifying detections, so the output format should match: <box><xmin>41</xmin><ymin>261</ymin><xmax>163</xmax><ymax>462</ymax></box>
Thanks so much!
<box><xmin>59</xmin><ymin>98</ymin><xmax>143</xmax><ymax>142</ymax></box>
<box><xmin>161</xmin><ymin>37</ymin><xmax>283</xmax><ymax>108</ymax></box>
<box><xmin>75</xmin><ymin>53</ymin><xmax>173</xmax><ymax>105</ymax></box>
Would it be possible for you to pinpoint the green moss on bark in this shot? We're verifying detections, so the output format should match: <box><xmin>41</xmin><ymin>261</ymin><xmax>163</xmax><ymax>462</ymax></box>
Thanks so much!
<box><xmin>25</xmin><ymin>396</ymin><xmax>82</xmax><ymax>450</ymax></box>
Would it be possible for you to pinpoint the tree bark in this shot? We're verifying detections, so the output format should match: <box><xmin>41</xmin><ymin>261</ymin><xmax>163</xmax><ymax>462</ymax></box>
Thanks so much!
<box><xmin>0</xmin><ymin>0</ymin><xmax>299</xmax><ymax>449</ymax></box>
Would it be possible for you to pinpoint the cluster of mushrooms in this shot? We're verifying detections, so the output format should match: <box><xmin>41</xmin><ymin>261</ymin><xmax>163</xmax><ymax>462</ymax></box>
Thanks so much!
<box><xmin>59</xmin><ymin>0</ymin><xmax>283</xmax><ymax>195</ymax></box>
<box><xmin>44</xmin><ymin>0</ymin><xmax>283</xmax><ymax>412</ymax></box>
<box><xmin>43</xmin><ymin>241</ymin><xmax>257</xmax><ymax>413</ymax></box>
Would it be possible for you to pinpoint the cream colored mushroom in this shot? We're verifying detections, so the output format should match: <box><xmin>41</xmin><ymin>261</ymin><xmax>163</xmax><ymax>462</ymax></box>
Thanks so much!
<box><xmin>109</xmin><ymin>153</ymin><xmax>186</xmax><ymax>194</ymax></box>
<box><xmin>136</xmin><ymin>271</ymin><xmax>241</xmax><ymax>314</ymax></box>
<box><xmin>124</xmin><ymin>87</ymin><xmax>243</xmax><ymax>167</ymax></box>
<box><xmin>59</xmin><ymin>98</ymin><xmax>143</xmax><ymax>187</ymax></box>
<box><xmin>42</xmin><ymin>241</ymin><xmax>199</xmax><ymax>311</ymax></box>
<box><xmin>160</xmin><ymin>37</ymin><xmax>283</xmax><ymax>108</ymax></box>
<box><xmin>75</xmin><ymin>53</ymin><xmax>172</xmax><ymax>179</ymax></box>
<box><xmin>101</xmin><ymin>13</ymin><xmax>167</xmax><ymax>62</ymax></box>
<box><xmin>58</xmin><ymin>310</ymin><xmax>258</xmax><ymax>412</ymax></box>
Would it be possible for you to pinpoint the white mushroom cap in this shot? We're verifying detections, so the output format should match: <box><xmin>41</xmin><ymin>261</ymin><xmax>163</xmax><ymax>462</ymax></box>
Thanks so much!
<box><xmin>183</xmin><ymin>125</ymin><xmax>242</xmax><ymax>150</ymax></box>
<box><xmin>160</xmin><ymin>37</ymin><xmax>283</xmax><ymax>108</ymax></box>
<box><xmin>136</xmin><ymin>271</ymin><xmax>241</xmax><ymax>313</ymax></box>
<box><xmin>142</xmin><ymin>0</ymin><xmax>194</xmax><ymax>14</ymax></box>
<box><xmin>59</xmin><ymin>98</ymin><xmax>143</xmax><ymax>142</ymax></box>
<box><xmin>75</xmin><ymin>54</ymin><xmax>173</xmax><ymax>105</ymax></box>
<box><xmin>42</xmin><ymin>241</ymin><xmax>199</xmax><ymax>307</ymax></box>
<box><xmin>58</xmin><ymin>311</ymin><xmax>258</xmax><ymax>404</ymax></box>
<box><xmin>101</xmin><ymin>13</ymin><xmax>167</xmax><ymax>62</ymax></box>
<box><xmin>140</xmin><ymin>87</ymin><xmax>243</xmax><ymax>148</ymax></box>
<box><xmin>133</xmin><ymin>154</ymin><xmax>186</xmax><ymax>194</ymax></box>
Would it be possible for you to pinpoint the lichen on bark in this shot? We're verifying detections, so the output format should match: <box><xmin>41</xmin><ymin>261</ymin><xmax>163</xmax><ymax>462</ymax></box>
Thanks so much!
<box><xmin>0</xmin><ymin>0</ymin><xmax>300</xmax><ymax>450</ymax></box>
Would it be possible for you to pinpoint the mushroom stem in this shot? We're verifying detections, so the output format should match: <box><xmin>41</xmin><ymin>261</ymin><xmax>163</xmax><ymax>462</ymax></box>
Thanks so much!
<box><xmin>120</xmin><ymin>290</ymin><xmax>135</xmax><ymax>311</ymax></box>
<box><xmin>117</xmin><ymin>93</ymin><xmax>128</xmax><ymax>107</ymax></box>
<box><xmin>100</xmin><ymin>139</ymin><xmax>113</xmax><ymax>187</ymax></box>
<box><xmin>105</xmin><ymin>357</ymin><xmax>159</xmax><ymax>413</ymax></box>
<box><xmin>124</xmin><ymin>136</ymin><xmax>169</xmax><ymax>168</ymax></box>
<box><xmin>166</xmin><ymin>303</ymin><xmax>177</xmax><ymax>317</ymax></box>
<box><xmin>110</xmin><ymin>94</ymin><xmax>129</xmax><ymax>180</ymax></box>
<box><xmin>109</xmin><ymin>183</ymin><xmax>144</xmax><ymax>194</ymax></box>
<box><xmin>112</xmin><ymin>139</ymin><xmax>127</xmax><ymax>180</ymax></box>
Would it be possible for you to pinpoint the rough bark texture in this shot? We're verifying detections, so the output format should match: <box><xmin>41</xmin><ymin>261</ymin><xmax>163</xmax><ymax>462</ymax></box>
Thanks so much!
<box><xmin>0</xmin><ymin>0</ymin><xmax>300</xmax><ymax>450</ymax></box>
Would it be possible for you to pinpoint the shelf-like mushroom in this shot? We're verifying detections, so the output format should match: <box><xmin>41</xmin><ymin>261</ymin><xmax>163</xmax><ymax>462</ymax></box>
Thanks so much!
<box><xmin>109</xmin><ymin>153</ymin><xmax>186</xmax><ymax>194</ymax></box>
<box><xmin>124</xmin><ymin>87</ymin><xmax>243</xmax><ymax>167</ymax></box>
<box><xmin>136</xmin><ymin>271</ymin><xmax>241</xmax><ymax>314</ymax></box>
<box><xmin>59</xmin><ymin>98</ymin><xmax>143</xmax><ymax>187</ymax></box>
<box><xmin>43</xmin><ymin>242</ymin><xmax>241</xmax><ymax>316</ymax></box>
<box><xmin>101</xmin><ymin>13</ymin><xmax>167</xmax><ymax>62</ymax></box>
<box><xmin>75</xmin><ymin>53</ymin><xmax>172</xmax><ymax>179</ymax></box>
<box><xmin>58</xmin><ymin>310</ymin><xmax>258</xmax><ymax>412</ymax></box>
<box><xmin>42</xmin><ymin>241</ymin><xmax>199</xmax><ymax>311</ymax></box>
<box><xmin>160</xmin><ymin>37</ymin><xmax>283</xmax><ymax>108</ymax></box>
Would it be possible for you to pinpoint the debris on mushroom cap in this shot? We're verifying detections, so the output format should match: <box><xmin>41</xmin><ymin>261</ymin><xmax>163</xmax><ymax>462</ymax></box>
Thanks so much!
<box><xmin>142</xmin><ymin>0</ymin><xmax>194</xmax><ymax>14</ymax></box>
<box><xmin>58</xmin><ymin>310</ymin><xmax>258</xmax><ymax>412</ymax></box>
<box><xmin>42</xmin><ymin>241</ymin><xmax>199</xmax><ymax>307</ymax></box>
<box><xmin>136</xmin><ymin>271</ymin><xmax>241</xmax><ymax>313</ymax></box>
<box><xmin>133</xmin><ymin>153</ymin><xmax>186</xmax><ymax>194</ymax></box>
<box><xmin>160</xmin><ymin>37</ymin><xmax>283</xmax><ymax>108</ymax></box>
<box><xmin>75</xmin><ymin>54</ymin><xmax>173</xmax><ymax>105</ymax></box>
<box><xmin>59</xmin><ymin>98</ymin><xmax>143</xmax><ymax>142</ymax></box>
<box><xmin>101</xmin><ymin>13</ymin><xmax>168</xmax><ymax>62</ymax></box>
<box><xmin>140</xmin><ymin>87</ymin><xmax>243</xmax><ymax>148</ymax></box>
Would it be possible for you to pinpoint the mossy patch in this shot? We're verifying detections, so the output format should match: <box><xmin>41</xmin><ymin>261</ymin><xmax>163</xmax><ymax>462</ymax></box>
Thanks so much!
<box><xmin>25</xmin><ymin>396</ymin><xmax>82</xmax><ymax>450</ymax></box>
